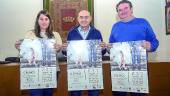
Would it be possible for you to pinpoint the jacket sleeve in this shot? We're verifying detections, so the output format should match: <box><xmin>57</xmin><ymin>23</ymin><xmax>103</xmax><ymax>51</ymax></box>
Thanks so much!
<box><xmin>145</xmin><ymin>20</ymin><xmax>159</xmax><ymax>52</ymax></box>
<box><xmin>53</xmin><ymin>32</ymin><xmax>62</xmax><ymax>44</ymax></box>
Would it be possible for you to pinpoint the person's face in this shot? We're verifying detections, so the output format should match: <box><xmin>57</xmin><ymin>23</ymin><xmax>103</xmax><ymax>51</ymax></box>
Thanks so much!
<box><xmin>117</xmin><ymin>3</ymin><xmax>133</xmax><ymax>20</ymax></box>
<box><xmin>77</xmin><ymin>10</ymin><xmax>92</xmax><ymax>28</ymax></box>
<box><xmin>38</xmin><ymin>14</ymin><xmax>50</xmax><ymax>31</ymax></box>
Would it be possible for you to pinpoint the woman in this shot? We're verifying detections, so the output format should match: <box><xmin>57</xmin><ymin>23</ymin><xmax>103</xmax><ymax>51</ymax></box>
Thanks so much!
<box><xmin>16</xmin><ymin>10</ymin><xmax>62</xmax><ymax>96</ymax></box>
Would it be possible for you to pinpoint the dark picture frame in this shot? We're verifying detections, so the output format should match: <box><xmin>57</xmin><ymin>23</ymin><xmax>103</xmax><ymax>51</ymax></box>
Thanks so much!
<box><xmin>43</xmin><ymin>0</ymin><xmax>94</xmax><ymax>41</ymax></box>
<box><xmin>166</xmin><ymin>0</ymin><xmax>170</xmax><ymax>4</ymax></box>
<box><xmin>165</xmin><ymin>4</ymin><xmax>170</xmax><ymax>34</ymax></box>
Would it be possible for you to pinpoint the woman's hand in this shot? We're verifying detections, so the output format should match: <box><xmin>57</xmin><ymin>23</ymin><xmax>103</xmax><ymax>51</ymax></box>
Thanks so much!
<box><xmin>62</xmin><ymin>43</ymin><xmax>68</xmax><ymax>51</ymax></box>
<box><xmin>15</xmin><ymin>39</ymin><xmax>23</xmax><ymax>50</ymax></box>
<box><xmin>54</xmin><ymin>43</ymin><xmax>62</xmax><ymax>52</ymax></box>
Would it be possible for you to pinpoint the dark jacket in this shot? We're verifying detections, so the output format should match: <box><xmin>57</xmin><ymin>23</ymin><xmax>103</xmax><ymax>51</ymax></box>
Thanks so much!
<box><xmin>64</xmin><ymin>25</ymin><xmax>106</xmax><ymax>55</ymax></box>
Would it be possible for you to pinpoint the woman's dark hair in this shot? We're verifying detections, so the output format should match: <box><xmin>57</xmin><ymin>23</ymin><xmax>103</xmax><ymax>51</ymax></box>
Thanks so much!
<box><xmin>34</xmin><ymin>10</ymin><xmax>54</xmax><ymax>38</ymax></box>
<box><xmin>116</xmin><ymin>0</ymin><xmax>133</xmax><ymax>12</ymax></box>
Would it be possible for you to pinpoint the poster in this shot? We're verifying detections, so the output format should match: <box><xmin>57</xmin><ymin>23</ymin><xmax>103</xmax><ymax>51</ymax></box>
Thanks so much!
<box><xmin>20</xmin><ymin>39</ymin><xmax>57</xmax><ymax>89</ymax></box>
<box><xmin>110</xmin><ymin>41</ymin><xmax>149</xmax><ymax>93</ymax></box>
<box><xmin>67</xmin><ymin>40</ymin><xmax>103</xmax><ymax>91</ymax></box>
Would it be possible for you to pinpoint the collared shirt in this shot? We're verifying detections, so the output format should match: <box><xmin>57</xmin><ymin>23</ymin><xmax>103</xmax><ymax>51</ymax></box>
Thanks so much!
<box><xmin>78</xmin><ymin>26</ymin><xmax>91</xmax><ymax>39</ymax></box>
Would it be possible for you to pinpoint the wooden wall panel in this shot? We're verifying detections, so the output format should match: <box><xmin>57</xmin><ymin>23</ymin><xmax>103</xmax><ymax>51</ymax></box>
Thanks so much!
<box><xmin>0</xmin><ymin>62</ymin><xmax>170</xmax><ymax>96</ymax></box>
<box><xmin>0</xmin><ymin>64</ymin><xmax>21</xmax><ymax>96</ymax></box>
<box><xmin>148</xmin><ymin>62</ymin><xmax>170</xmax><ymax>96</ymax></box>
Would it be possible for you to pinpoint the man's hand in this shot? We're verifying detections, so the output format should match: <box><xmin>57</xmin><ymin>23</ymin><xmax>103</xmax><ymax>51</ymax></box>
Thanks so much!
<box><xmin>100</xmin><ymin>42</ymin><xmax>106</xmax><ymax>49</ymax></box>
<box><xmin>141</xmin><ymin>41</ymin><xmax>151</xmax><ymax>51</ymax></box>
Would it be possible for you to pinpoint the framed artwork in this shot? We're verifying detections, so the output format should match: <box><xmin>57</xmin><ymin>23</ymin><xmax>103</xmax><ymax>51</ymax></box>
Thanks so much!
<box><xmin>166</xmin><ymin>0</ymin><xmax>170</xmax><ymax>4</ymax></box>
<box><xmin>165</xmin><ymin>4</ymin><xmax>170</xmax><ymax>34</ymax></box>
<box><xmin>43</xmin><ymin>0</ymin><xmax>94</xmax><ymax>42</ymax></box>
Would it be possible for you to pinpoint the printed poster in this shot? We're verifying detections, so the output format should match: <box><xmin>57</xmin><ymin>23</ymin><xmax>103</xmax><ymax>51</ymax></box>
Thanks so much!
<box><xmin>20</xmin><ymin>38</ymin><xmax>57</xmax><ymax>89</ymax></box>
<box><xmin>67</xmin><ymin>40</ymin><xmax>103</xmax><ymax>91</ymax></box>
<box><xmin>110</xmin><ymin>41</ymin><xmax>149</xmax><ymax>93</ymax></box>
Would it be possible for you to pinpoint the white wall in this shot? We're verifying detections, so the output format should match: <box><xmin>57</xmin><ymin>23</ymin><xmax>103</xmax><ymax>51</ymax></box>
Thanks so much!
<box><xmin>94</xmin><ymin>0</ymin><xmax>170</xmax><ymax>62</ymax></box>
<box><xmin>0</xmin><ymin>0</ymin><xmax>43</xmax><ymax>60</ymax></box>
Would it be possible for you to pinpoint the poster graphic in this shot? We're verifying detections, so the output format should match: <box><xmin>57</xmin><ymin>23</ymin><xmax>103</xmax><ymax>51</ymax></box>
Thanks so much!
<box><xmin>67</xmin><ymin>40</ymin><xmax>103</xmax><ymax>91</ymax></box>
<box><xmin>20</xmin><ymin>39</ymin><xmax>57</xmax><ymax>89</ymax></box>
<box><xmin>110</xmin><ymin>41</ymin><xmax>148</xmax><ymax>93</ymax></box>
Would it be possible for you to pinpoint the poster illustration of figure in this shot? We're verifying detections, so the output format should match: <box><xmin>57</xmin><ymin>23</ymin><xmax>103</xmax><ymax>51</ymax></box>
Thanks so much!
<box><xmin>110</xmin><ymin>41</ymin><xmax>148</xmax><ymax>93</ymax></box>
<box><xmin>20</xmin><ymin>38</ymin><xmax>57</xmax><ymax>89</ymax></box>
<box><xmin>67</xmin><ymin>40</ymin><xmax>103</xmax><ymax>90</ymax></box>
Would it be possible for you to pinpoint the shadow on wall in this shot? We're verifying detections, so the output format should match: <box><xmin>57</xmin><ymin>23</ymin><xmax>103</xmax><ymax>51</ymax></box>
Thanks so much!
<box><xmin>148</xmin><ymin>52</ymin><xmax>158</xmax><ymax>62</ymax></box>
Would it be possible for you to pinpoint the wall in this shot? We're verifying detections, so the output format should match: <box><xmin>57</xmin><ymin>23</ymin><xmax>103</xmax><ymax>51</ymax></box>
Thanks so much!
<box><xmin>0</xmin><ymin>0</ymin><xmax>169</xmax><ymax>62</ymax></box>
<box><xmin>0</xmin><ymin>0</ymin><xmax>42</xmax><ymax>60</ymax></box>
<box><xmin>94</xmin><ymin>0</ymin><xmax>170</xmax><ymax>62</ymax></box>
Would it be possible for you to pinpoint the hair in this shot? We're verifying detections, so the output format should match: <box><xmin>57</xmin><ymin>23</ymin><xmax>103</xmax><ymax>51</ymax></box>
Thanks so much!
<box><xmin>116</xmin><ymin>0</ymin><xmax>133</xmax><ymax>12</ymax></box>
<box><xmin>77</xmin><ymin>10</ymin><xmax>92</xmax><ymax>19</ymax></box>
<box><xmin>34</xmin><ymin>10</ymin><xmax>54</xmax><ymax>38</ymax></box>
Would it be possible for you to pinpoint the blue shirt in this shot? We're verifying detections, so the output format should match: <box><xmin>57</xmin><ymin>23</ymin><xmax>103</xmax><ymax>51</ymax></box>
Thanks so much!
<box><xmin>78</xmin><ymin>26</ymin><xmax>90</xmax><ymax>40</ymax></box>
<box><xmin>109</xmin><ymin>18</ymin><xmax>159</xmax><ymax>52</ymax></box>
